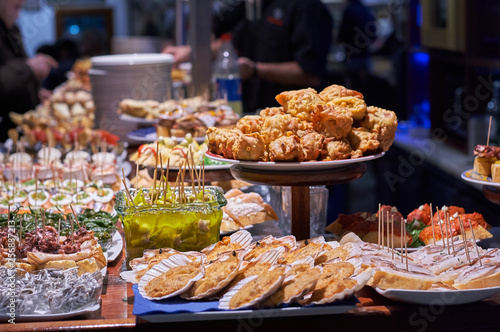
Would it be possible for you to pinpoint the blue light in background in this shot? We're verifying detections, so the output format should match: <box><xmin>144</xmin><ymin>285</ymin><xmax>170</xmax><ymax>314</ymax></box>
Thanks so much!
<box><xmin>421</xmin><ymin>99</ymin><xmax>430</xmax><ymax>113</ymax></box>
<box><xmin>69</xmin><ymin>25</ymin><xmax>80</xmax><ymax>35</ymax></box>
<box><xmin>416</xmin><ymin>3</ymin><xmax>422</xmax><ymax>27</ymax></box>
<box><xmin>412</xmin><ymin>52</ymin><xmax>430</xmax><ymax>66</ymax></box>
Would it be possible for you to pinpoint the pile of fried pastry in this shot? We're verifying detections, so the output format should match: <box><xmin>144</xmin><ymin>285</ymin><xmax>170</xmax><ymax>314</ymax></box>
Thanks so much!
<box><xmin>207</xmin><ymin>84</ymin><xmax>398</xmax><ymax>161</ymax></box>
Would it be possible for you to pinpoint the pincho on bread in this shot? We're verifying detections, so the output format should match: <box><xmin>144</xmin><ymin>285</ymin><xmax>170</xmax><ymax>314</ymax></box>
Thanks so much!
<box><xmin>418</xmin><ymin>212</ymin><xmax>492</xmax><ymax>246</ymax></box>
<box><xmin>1</xmin><ymin>224</ymin><xmax>106</xmax><ymax>276</ymax></box>
<box><xmin>341</xmin><ymin>231</ymin><xmax>500</xmax><ymax>292</ymax></box>
<box><xmin>221</xmin><ymin>189</ymin><xmax>278</xmax><ymax>232</ymax></box>
<box><xmin>473</xmin><ymin>144</ymin><xmax>499</xmax><ymax>177</ymax></box>
<box><xmin>326</xmin><ymin>205</ymin><xmax>412</xmax><ymax>248</ymax></box>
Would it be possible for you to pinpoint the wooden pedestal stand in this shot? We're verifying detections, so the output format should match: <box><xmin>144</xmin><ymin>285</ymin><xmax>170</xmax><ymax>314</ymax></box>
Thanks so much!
<box><xmin>482</xmin><ymin>185</ymin><xmax>500</xmax><ymax>205</ymax></box>
<box><xmin>229</xmin><ymin>163</ymin><xmax>367</xmax><ymax>240</ymax></box>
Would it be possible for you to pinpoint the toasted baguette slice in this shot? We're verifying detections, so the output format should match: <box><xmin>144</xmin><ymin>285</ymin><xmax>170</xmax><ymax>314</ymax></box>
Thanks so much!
<box><xmin>474</xmin><ymin>156</ymin><xmax>495</xmax><ymax>177</ymax></box>
<box><xmin>39</xmin><ymin>260</ymin><xmax>77</xmax><ymax>270</ymax></box>
<box><xmin>453</xmin><ymin>264</ymin><xmax>500</xmax><ymax>289</ymax></box>
<box><xmin>324</xmin><ymin>219</ymin><xmax>344</xmax><ymax>237</ymax></box>
<box><xmin>92</xmin><ymin>244</ymin><xmax>107</xmax><ymax>269</ymax></box>
<box><xmin>492</xmin><ymin>163</ymin><xmax>500</xmax><ymax>183</ymax></box>
<box><xmin>76</xmin><ymin>257</ymin><xmax>99</xmax><ymax>276</ymax></box>
<box><xmin>362</xmin><ymin>231</ymin><xmax>411</xmax><ymax>248</ymax></box>
<box><xmin>223</xmin><ymin>202</ymin><xmax>277</xmax><ymax>226</ymax></box>
<box><xmin>368</xmin><ymin>267</ymin><xmax>436</xmax><ymax>290</ymax></box>
<box><xmin>221</xmin><ymin>211</ymin><xmax>242</xmax><ymax>233</ymax></box>
<box><xmin>15</xmin><ymin>262</ymin><xmax>36</xmax><ymax>275</ymax></box>
<box><xmin>27</xmin><ymin>249</ymin><xmax>92</xmax><ymax>265</ymax></box>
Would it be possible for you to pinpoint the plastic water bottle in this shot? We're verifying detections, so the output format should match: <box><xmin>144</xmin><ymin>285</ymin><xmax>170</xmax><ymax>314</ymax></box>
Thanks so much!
<box><xmin>213</xmin><ymin>33</ymin><xmax>243</xmax><ymax>115</ymax></box>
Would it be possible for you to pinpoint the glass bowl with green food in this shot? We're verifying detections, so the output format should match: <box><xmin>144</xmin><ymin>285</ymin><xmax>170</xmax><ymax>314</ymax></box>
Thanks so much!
<box><xmin>115</xmin><ymin>185</ymin><xmax>227</xmax><ymax>268</ymax></box>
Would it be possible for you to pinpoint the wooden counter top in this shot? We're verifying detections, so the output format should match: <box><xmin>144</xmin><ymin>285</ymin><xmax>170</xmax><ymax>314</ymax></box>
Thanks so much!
<box><xmin>1</xmin><ymin>240</ymin><xmax>136</xmax><ymax>331</ymax></box>
<box><xmin>3</xmin><ymin>234</ymin><xmax>500</xmax><ymax>332</ymax></box>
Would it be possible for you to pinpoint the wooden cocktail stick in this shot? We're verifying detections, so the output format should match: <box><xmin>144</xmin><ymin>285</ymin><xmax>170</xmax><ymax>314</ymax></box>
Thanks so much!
<box><xmin>404</xmin><ymin>219</ymin><xmax>408</xmax><ymax>271</ymax></box>
<box><xmin>391</xmin><ymin>215</ymin><xmax>395</xmax><ymax>261</ymax></box>
<box><xmin>164</xmin><ymin>158</ymin><xmax>170</xmax><ymax>204</ymax></box>
<box><xmin>380</xmin><ymin>208</ymin><xmax>384</xmax><ymax>248</ymax></box>
<box><xmin>378</xmin><ymin>203</ymin><xmax>381</xmax><ymax>248</ymax></box>
<box><xmin>157</xmin><ymin>153</ymin><xmax>164</xmax><ymax>204</ymax></box>
<box><xmin>436</xmin><ymin>206</ymin><xmax>448</xmax><ymax>253</ymax></box>
<box><xmin>443</xmin><ymin>209</ymin><xmax>451</xmax><ymax>254</ymax></box>
<box><xmin>446</xmin><ymin>213</ymin><xmax>456</xmax><ymax>256</ymax></box>
<box><xmin>181</xmin><ymin>162</ymin><xmax>186</xmax><ymax>203</ymax></box>
<box><xmin>34</xmin><ymin>212</ymin><xmax>38</xmax><ymax>238</ymax></box>
<box><xmin>400</xmin><ymin>216</ymin><xmax>404</xmax><ymax>263</ymax></box>
<box><xmin>202</xmin><ymin>160</ymin><xmax>205</xmax><ymax>202</ymax></box>
<box><xmin>487</xmin><ymin>115</ymin><xmax>493</xmax><ymax>146</ymax></box>
<box><xmin>121</xmin><ymin>168</ymin><xmax>136</xmax><ymax>209</ymax></box>
<box><xmin>69</xmin><ymin>214</ymin><xmax>74</xmax><ymax>245</ymax></box>
<box><xmin>41</xmin><ymin>209</ymin><xmax>46</xmax><ymax>229</ymax></box>
<box><xmin>467</xmin><ymin>218</ymin><xmax>482</xmax><ymax>266</ymax></box>
<box><xmin>189</xmin><ymin>147</ymin><xmax>200</xmax><ymax>196</ymax></box>
<box><xmin>186</xmin><ymin>150</ymin><xmax>196</xmax><ymax>197</ymax></box>
<box><xmin>152</xmin><ymin>168</ymin><xmax>157</xmax><ymax>202</ymax></box>
<box><xmin>69</xmin><ymin>205</ymin><xmax>81</xmax><ymax>228</ymax></box>
<box><xmin>156</xmin><ymin>171</ymin><xmax>163</xmax><ymax>204</ymax></box>
<box><xmin>174</xmin><ymin>171</ymin><xmax>181</xmax><ymax>204</ymax></box>
<box><xmin>458</xmin><ymin>216</ymin><xmax>471</xmax><ymax>263</ymax></box>
<box><xmin>386</xmin><ymin>211</ymin><xmax>390</xmax><ymax>253</ymax></box>
<box><xmin>430</xmin><ymin>203</ymin><xmax>436</xmax><ymax>245</ymax></box>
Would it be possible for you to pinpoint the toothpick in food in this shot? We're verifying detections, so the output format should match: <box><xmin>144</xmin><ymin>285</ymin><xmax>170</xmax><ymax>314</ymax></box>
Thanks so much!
<box><xmin>467</xmin><ymin>218</ymin><xmax>482</xmax><ymax>266</ymax></box>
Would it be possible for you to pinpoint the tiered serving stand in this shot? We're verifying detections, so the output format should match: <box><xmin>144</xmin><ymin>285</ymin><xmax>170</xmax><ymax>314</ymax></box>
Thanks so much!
<box><xmin>461</xmin><ymin>169</ymin><xmax>500</xmax><ymax>204</ymax></box>
<box><xmin>205</xmin><ymin>152</ymin><xmax>385</xmax><ymax>240</ymax></box>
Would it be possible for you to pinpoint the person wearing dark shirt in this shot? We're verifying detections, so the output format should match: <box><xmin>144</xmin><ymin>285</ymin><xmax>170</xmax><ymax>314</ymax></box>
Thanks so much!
<box><xmin>38</xmin><ymin>39</ymin><xmax>79</xmax><ymax>91</ymax></box>
<box><xmin>337</xmin><ymin>0</ymin><xmax>376</xmax><ymax>90</ymax></box>
<box><xmin>0</xmin><ymin>0</ymin><xmax>57</xmax><ymax>141</ymax></box>
<box><xmin>164</xmin><ymin>0</ymin><xmax>333</xmax><ymax>114</ymax></box>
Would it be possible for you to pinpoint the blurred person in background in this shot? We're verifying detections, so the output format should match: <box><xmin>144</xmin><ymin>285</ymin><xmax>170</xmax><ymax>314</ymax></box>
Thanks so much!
<box><xmin>0</xmin><ymin>0</ymin><xmax>57</xmax><ymax>141</ymax></box>
<box><xmin>37</xmin><ymin>39</ymin><xmax>79</xmax><ymax>91</ymax></box>
<box><xmin>337</xmin><ymin>0</ymin><xmax>376</xmax><ymax>91</ymax></box>
<box><xmin>163</xmin><ymin>0</ymin><xmax>333</xmax><ymax>114</ymax></box>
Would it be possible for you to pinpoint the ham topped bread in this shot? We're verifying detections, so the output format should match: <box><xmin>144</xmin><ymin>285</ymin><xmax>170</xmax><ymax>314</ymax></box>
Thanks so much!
<box><xmin>1</xmin><ymin>225</ymin><xmax>106</xmax><ymax>276</ymax></box>
<box><xmin>326</xmin><ymin>206</ymin><xmax>412</xmax><ymax>247</ymax></box>
<box><xmin>341</xmin><ymin>232</ymin><xmax>500</xmax><ymax>291</ymax></box>
<box><xmin>220</xmin><ymin>189</ymin><xmax>278</xmax><ymax>233</ymax></box>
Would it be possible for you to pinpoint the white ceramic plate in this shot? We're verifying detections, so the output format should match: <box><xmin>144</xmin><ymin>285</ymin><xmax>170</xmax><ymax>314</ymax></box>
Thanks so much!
<box><xmin>205</xmin><ymin>151</ymin><xmax>385</xmax><ymax>171</ymax></box>
<box><xmin>375</xmin><ymin>285</ymin><xmax>500</xmax><ymax>305</ymax></box>
<box><xmin>0</xmin><ymin>304</ymin><xmax>100</xmax><ymax>322</ymax></box>
<box><xmin>91</xmin><ymin>53</ymin><xmax>174</xmax><ymax>66</ymax></box>
<box><xmin>119</xmin><ymin>114</ymin><xmax>159</xmax><ymax>125</ymax></box>
<box><xmin>461</xmin><ymin>169</ymin><xmax>500</xmax><ymax>187</ymax></box>
<box><xmin>127</xmin><ymin>127</ymin><xmax>206</xmax><ymax>143</ymax></box>
<box><xmin>160</xmin><ymin>163</ymin><xmax>231</xmax><ymax>171</ymax></box>
<box><xmin>106</xmin><ymin>231</ymin><xmax>124</xmax><ymax>264</ymax></box>
<box><xmin>119</xmin><ymin>160</ymin><xmax>133</xmax><ymax>177</ymax></box>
